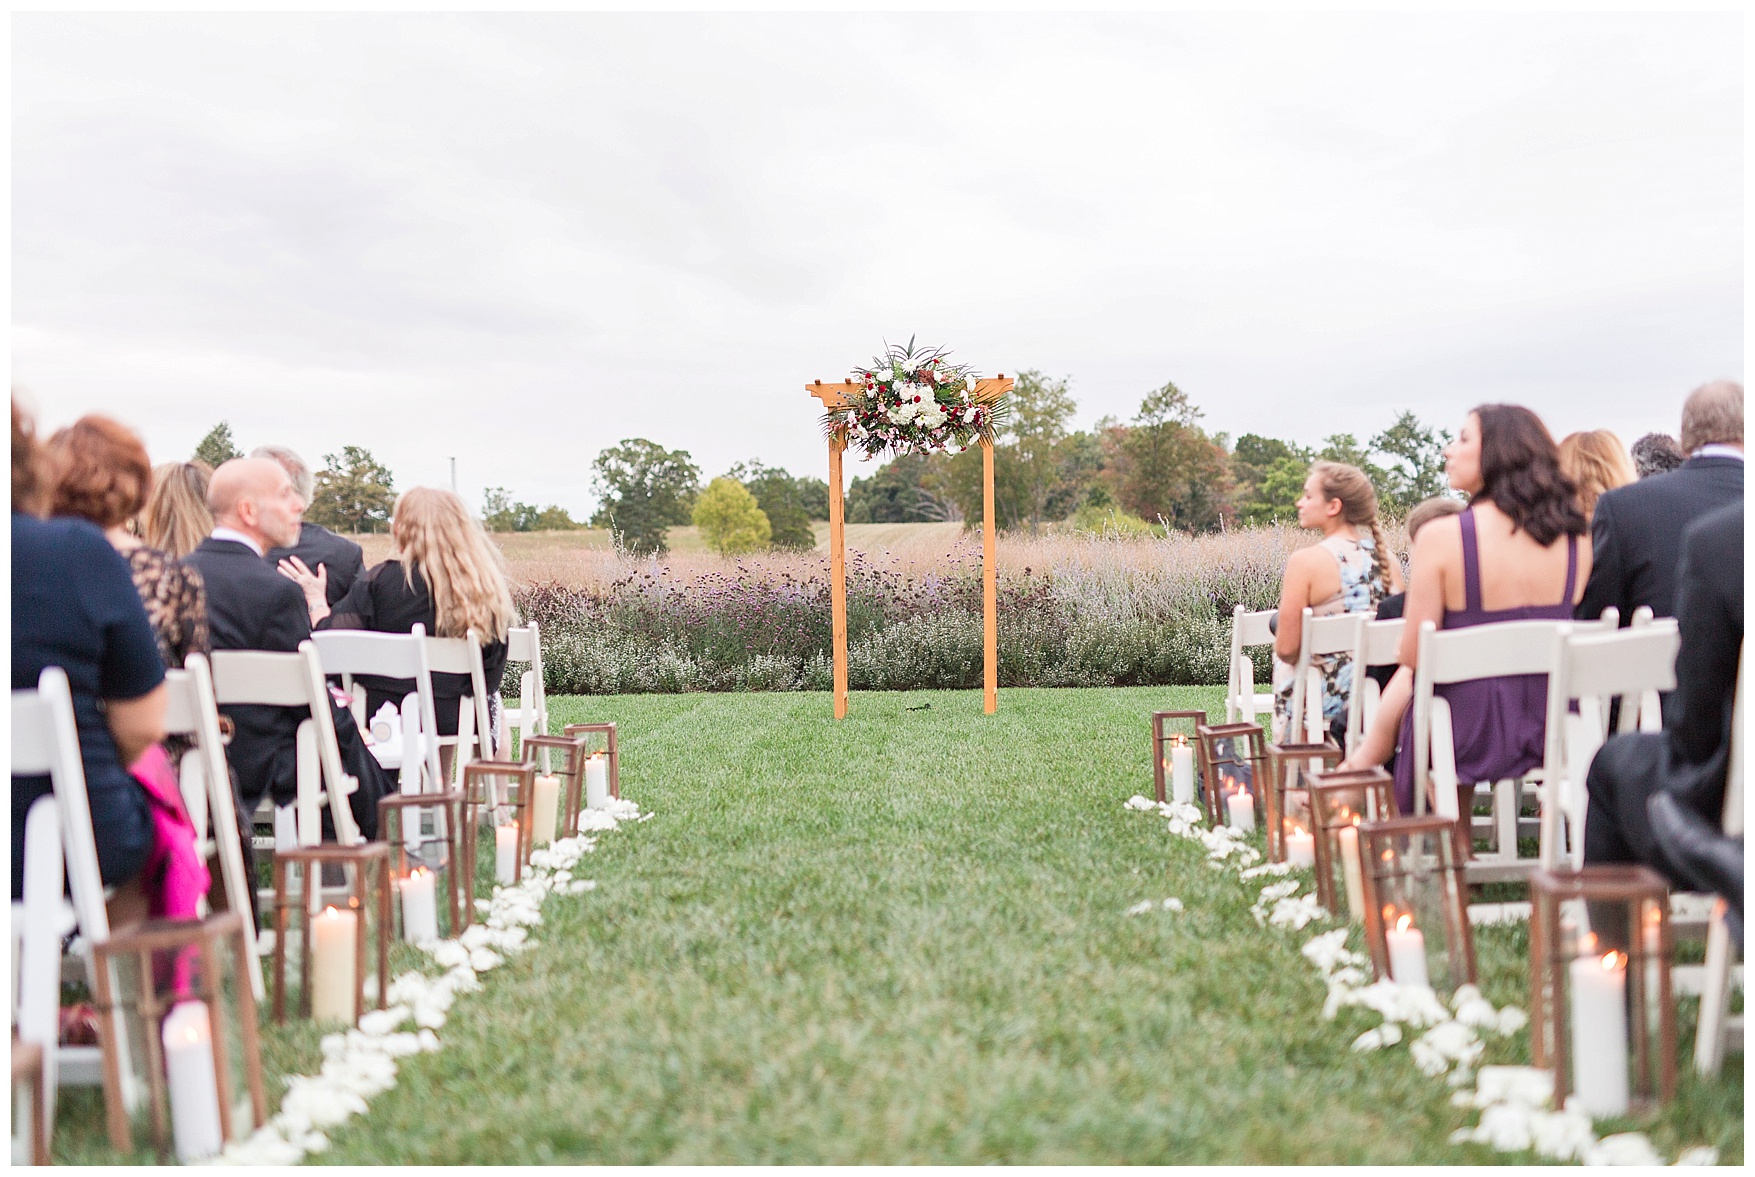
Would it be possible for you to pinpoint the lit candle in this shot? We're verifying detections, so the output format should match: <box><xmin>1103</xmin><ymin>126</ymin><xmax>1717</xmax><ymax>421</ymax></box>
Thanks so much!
<box><xmin>1285</xmin><ymin>824</ymin><xmax>1315</xmax><ymax>868</ymax></box>
<box><xmin>1385</xmin><ymin>911</ymin><xmax>1429</xmax><ymax>988</ymax></box>
<box><xmin>1226</xmin><ymin>787</ymin><xmax>1255</xmax><ymax>833</ymax></box>
<box><xmin>162</xmin><ymin>1000</ymin><xmax>223</xmax><ymax>1162</ymax></box>
<box><xmin>1337</xmin><ymin>821</ymin><xmax>1367</xmax><ymax>923</ymax></box>
<box><xmin>1171</xmin><ymin>737</ymin><xmax>1195</xmax><ymax>805</ymax></box>
<box><xmin>495</xmin><ymin>823</ymin><xmax>519</xmax><ymax>885</ymax></box>
<box><xmin>531</xmin><ymin>774</ymin><xmax>561</xmax><ymax>847</ymax></box>
<box><xmin>585</xmin><ymin>754</ymin><xmax>610</xmax><ymax>811</ymax></box>
<box><xmin>311</xmin><ymin>905</ymin><xmax>358</xmax><ymax>1024</ymax></box>
<box><xmin>1568</xmin><ymin>949</ymin><xmax>1631</xmax><ymax>1117</ymax></box>
<box><xmin>398</xmin><ymin>868</ymin><xmax>439</xmax><ymax>944</ymax></box>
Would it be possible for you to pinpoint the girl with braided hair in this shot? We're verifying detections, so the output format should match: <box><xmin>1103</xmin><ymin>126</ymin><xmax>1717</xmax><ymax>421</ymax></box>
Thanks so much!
<box><xmin>1271</xmin><ymin>461</ymin><xmax>1401</xmax><ymax>744</ymax></box>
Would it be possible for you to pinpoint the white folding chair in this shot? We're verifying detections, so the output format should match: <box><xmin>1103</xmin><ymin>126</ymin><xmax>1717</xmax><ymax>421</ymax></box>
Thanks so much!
<box><xmin>1284</xmin><ymin>610</ymin><xmax>1366</xmax><ymax>745</ymax></box>
<box><xmin>310</xmin><ymin>626</ymin><xmax>446</xmax><ymax>797</ymax></box>
<box><xmin>1226</xmin><ymin>606</ymin><xmax>1277</xmax><ymax>724</ymax></box>
<box><xmin>1345</xmin><ymin>617</ymin><xmax>1405</xmax><ymax>756</ymax></box>
<box><xmin>11</xmin><ymin>798</ymin><xmax>71</xmax><ymax>1157</ymax></box>
<box><xmin>10</xmin><ymin>669</ymin><xmax>142</xmax><ymax>1114</ymax></box>
<box><xmin>1692</xmin><ymin>641</ymin><xmax>1744</xmax><ymax>1076</ymax></box>
<box><xmin>162</xmin><ymin>655</ymin><xmax>264</xmax><ymax>1002</ymax></box>
<box><xmin>503</xmin><ymin>622</ymin><xmax>547</xmax><ymax>757</ymax></box>
<box><xmin>1541</xmin><ymin>620</ymin><xmax>1679</xmax><ymax>869</ymax></box>
<box><xmin>425</xmin><ymin>629</ymin><xmax>497</xmax><ymax>787</ymax></box>
<box><xmin>209</xmin><ymin>642</ymin><xmax>363</xmax><ymax>851</ymax></box>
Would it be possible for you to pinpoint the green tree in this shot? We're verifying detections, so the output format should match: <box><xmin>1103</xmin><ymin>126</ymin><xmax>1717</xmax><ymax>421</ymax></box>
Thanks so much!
<box><xmin>692</xmin><ymin>477</ymin><xmax>771</xmax><ymax>555</ymax></box>
<box><xmin>1316</xmin><ymin>433</ymin><xmax>1389</xmax><ymax>486</ymax></box>
<box><xmin>532</xmin><ymin>505</ymin><xmax>584</xmax><ymax>530</ymax></box>
<box><xmin>306</xmin><ymin>446</ymin><xmax>396</xmax><ymax>533</ymax></box>
<box><xmin>795</xmin><ymin>476</ymin><xmax>830</xmax><ymax>521</ymax></box>
<box><xmin>1370</xmin><ymin>411</ymin><xmax>1452</xmax><ymax>511</ymax></box>
<box><xmin>193</xmin><ymin>421</ymin><xmax>242</xmax><ymax>468</ymax></box>
<box><xmin>1241</xmin><ymin>455</ymin><xmax>1309</xmax><ymax>525</ymax></box>
<box><xmin>847</xmin><ymin>452</ymin><xmax>959</xmax><ymax>523</ymax></box>
<box><xmin>1118</xmin><ymin>381</ymin><xmax>1230</xmax><ymax>532</ymax></box>
<box><xmin>484</xmin><ymin>487</ymin><xmax>586</xmax><ymax>532</ymax></box>
<box><xmin>728</xmin><ymin>461</ymin><xmax>816</xmax><ymax>551</ymax></box>
<box><xmin>1006</xmin><ymin>370</ymin><xmax>1078</xmax><ymax>534</ymax></box>
<box><xmin>589</xmin><ymin>439</ymin><xmax>700</xmax><ymax>555</ymax></box>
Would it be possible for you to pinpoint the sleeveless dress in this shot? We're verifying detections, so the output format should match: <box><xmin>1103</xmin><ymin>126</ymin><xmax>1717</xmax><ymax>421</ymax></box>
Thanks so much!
<box><xmin>1272</xmin><ymin>532</ymin><xmax>1387</xmax><ymax>742</ymax></box>
<box><xmin>1392</xmin><ymin>508</ymin><xmax>1579</xmax><ymax>814</ymax></box>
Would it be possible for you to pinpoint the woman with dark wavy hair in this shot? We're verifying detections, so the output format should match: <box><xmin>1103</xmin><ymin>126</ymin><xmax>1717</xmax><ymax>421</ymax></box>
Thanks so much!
<box><xmin>1341</xmin><ymin>405</ymin><xmax>1592</xmax><ymax>813</ymax></box>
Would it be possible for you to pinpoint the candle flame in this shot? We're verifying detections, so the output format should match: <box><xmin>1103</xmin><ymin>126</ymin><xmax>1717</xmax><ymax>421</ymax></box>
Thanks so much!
<box><xmin>1395</xmin><ymin>913</ymin><xmax>1414</xmax><ymax>933</ymax></box>
<box><xmin>321</xmin><ymin>905</ymin><xmax>341</xmax><ymax>918</ymax></box>
<box><xmin>1601</xmin><ymin>950</ymin><xmax>1626</xmax><ymax>971</ymax></box>
<box><xmin>1172</xmin><ymin>733</ymin><xmax>1186</xmax><ymax>747</ymax></box>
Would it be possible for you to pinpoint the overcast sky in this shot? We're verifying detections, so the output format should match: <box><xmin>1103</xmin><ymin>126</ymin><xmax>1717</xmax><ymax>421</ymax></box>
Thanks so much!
<box><xmin>13</xmin><ymin>11</ymin><xmax>1743</xmax><ymax>517</ymax></box>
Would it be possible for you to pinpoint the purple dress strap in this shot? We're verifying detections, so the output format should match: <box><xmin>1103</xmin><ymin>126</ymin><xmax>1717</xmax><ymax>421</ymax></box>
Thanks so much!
<box><xmin>1459</xmin><ymin>509</ymin><xmax>1482</xmax><ymax>614</ymax></box>
<box><xmin>1560</xmin><ymin>534</ymin><xmax>1578</xmax><ymax>605</ymax></box>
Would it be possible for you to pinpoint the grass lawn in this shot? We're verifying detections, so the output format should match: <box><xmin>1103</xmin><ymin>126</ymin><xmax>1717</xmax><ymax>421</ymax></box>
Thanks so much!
<box><xmin>52</xmin><ymin>687</ymin><xmax>1743</xmax><ymax>1164</ymax></box>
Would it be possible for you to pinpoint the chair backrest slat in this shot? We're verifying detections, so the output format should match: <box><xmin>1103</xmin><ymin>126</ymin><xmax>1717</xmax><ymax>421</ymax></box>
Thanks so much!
<box><xmin>506</xmin><ymin>626</ymin><xmax>536</xmax><ymax>664</ymax></box>
<box><xmin>1303</xmin><ymin>612</ymin><xmax>1365</xmax><ymax>658</ymax></box>
<box><xmin>209</xmin><ymin>650</ymin><xmax>315</xmax><ymax>706</ymax></box>
<box><xmin>1563</xmin><ymin>623</ymin><xmax>1679</xmax><ymax>699</ymax></box>
<box><xmin>1420</xmin><ymin>619</ymin><xmax>1565</xmax><ymax>684</ymax></box>
<box><xmin>1358</xmin><ymin>618</ymin><xmax>1405</xmax><ymax>667</ymax></box>
<box><xmin>1233</xmin><ymin>608</ymin><xmax>1275</xmax><ymax>649</ymax></box>
<box><xmin>311</xmin><ymin>630</ymin><xmax>430</xmax><ymax>680</ymax></box>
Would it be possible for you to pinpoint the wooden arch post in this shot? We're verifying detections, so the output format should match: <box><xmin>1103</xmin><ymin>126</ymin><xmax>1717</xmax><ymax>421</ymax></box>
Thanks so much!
<box><xmin>809</xmin><ymin>375</ymin><xmax>1013</xmax><ymax>719</ymax></box>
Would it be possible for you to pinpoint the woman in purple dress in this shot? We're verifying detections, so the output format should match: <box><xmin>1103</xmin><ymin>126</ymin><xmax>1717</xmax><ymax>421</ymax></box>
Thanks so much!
<box><xmin>1341</xmin><ymin>405</ymin><xmax>1591</xmax><ymax>814</ymax></box>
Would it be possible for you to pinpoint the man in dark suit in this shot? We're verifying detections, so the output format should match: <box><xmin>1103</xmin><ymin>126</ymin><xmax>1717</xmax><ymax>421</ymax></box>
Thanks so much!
<box><xmin>1584</xmin><ymin>499</ymin><xmax>1742</xmax><ymax>880</ymax></box>
<box><xmin>253</xmin><ymin>445</ymin><xmax>366</xmax><ymax>606</ymax></box>
<box><xmin>1576</xmin><ymin>380</ymin><xmax>1742</xmax><ymax>624</ymax></box>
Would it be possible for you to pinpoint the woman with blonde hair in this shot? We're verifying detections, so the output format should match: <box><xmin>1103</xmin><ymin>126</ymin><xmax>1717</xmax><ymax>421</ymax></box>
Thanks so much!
<box><xmin>1557</xmin><ymin>430</ymin><xmax>1635</xmax><ymax>523</ymax></box>
<box><xmin>141</xmin><ymin>460</ymin><xmax>214</xmax><ymax>559</ymax></box>
<box><xmin>1271</xmin><ymin>460</ymin><xmax>1403</xmax><ymax>744</ymax></box>
<box><xmin>282</xmin><ymin>487</ymin><xmax>516</xmax><ymax>737</ymax></box>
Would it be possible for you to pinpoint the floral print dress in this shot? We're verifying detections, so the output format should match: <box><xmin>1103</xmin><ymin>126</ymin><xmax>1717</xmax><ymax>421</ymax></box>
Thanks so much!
<box><xmin>1271</xmin><ymin>533</ymin><xmax>1387</xmax><ymax>743</ymax></box>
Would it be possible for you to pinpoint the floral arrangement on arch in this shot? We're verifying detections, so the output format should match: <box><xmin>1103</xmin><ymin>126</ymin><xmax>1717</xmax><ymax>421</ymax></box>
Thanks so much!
<box><xmin>822</xmin><ymin>337</ymin><xmax>1012</xmax><ymax>459</ymax></box>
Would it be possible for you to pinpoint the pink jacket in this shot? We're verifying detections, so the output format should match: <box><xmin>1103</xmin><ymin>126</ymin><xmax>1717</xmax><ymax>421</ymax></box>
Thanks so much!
<box><xmin>129</xmin><ymin>744</ymin><xmax>211</xmax><ymax>922</ymax></box>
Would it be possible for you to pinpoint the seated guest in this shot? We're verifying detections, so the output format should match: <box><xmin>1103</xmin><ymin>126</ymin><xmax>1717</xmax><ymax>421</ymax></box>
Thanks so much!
<box><xmin>1340</xmin><ymin>406</ymin><xmax>1591</xmax><ymax>815</ymax></box>
<box><xmin>1630</xmin><ymin>432</ymin><xmax>1685</xmax><ymax>479</ymax></box>
<box><xmin>185</xmin><ymin>459</ymin><xmax>383</xmax><ymax>871</ymax></box>
<box><xmin>11</xmin><ymin>400</ymin><xmax>166</xmax><ymax>908</ymax></box>
<box><xmin>1585</xmin><ymin>501</ymin><xmax>1741</xmax><ymax>924</ymax></box>
<box><xmin>47</xmin><ymin>417</ymin><xmax>210</xmax><ymax>670</ymax></box>
<box><xmin>1269</xmin><ymin>461</ymin><xmax>1402</xmax><ymax>744</ymax></box>
<box><xmin>283</xmin><ymin>487</ymin><xmax>514</xmax><ymax>743</ymax></box>
<box><xmin>1577</xmin><ymin>380</ymin><xmax>1742</xmax><ymax>624</ymax></box>
<box><xmin>1557</xmin><ymin>429</ymin><xmax>1634</xmax><ymax>525</ymax></box>
<box><xmin>1363</xmin><ymin>496</ymin><xmax>1464</xmax><ymax>698</ymax></box>
<box><xmin>253</xmin><ymin>445</ymin><xmax>365</xmax><ymax>606</ymax></box>
<box><xmin>142</xmin><ymin>460</ymin><xmax>214</xmax><ymax>559</ymax></box>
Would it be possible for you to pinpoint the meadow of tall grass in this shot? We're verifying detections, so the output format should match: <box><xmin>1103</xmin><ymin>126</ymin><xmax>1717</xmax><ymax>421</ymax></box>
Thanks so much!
<box><xmin>496</xmin><ymin>524</ymin><xmax>1406</xmax><ymax>694</ymax></box>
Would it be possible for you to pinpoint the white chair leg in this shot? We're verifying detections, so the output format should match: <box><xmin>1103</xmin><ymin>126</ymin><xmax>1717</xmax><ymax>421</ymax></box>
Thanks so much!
<box><xmin>1495</xmin><ymin>780</ymin><xmax>1519</xmax><ymax>862</ymax></box>
<box><xmin>295</xmin><ymin>720</ymin><xmax>321</xmax><ymax>847</ymax></box>
<box><xmin>1304</xmin><ymin>667</ymin><xmax>1323</xmax><ymax>746</ymax></box>
<box><xmin>1429</xmin><ymin>699</ymin><xmax>1460</xmax><ymax>819</ymax></box>
<box><xmin>1694</xmin><ymin>902</ymin><xmax>1740</xmax><ymax>1076</ymax></box>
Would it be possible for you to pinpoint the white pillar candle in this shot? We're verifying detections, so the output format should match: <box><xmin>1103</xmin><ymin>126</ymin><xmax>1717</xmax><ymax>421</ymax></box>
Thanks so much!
<box><xmin>531</xmin><ymin>774</ymin><xmax>561</xmax><ymax>847</ymax></box>
<box><xmin>162</xmin><ymin>1000</ymin><xmax>223</xmax><ymax>1162</ymax></box>
<box><xmin>398</xmin><ymin>868</ymin><xmax>439</xmax><ymax>944</ymax></box>
<box><xmin>494</xmin><ymin>823</ymin><xmax>519</xmax><ymax>885</ymax></box>
<box><xmin>1171</xmin><ymin>743</ymin><xmax>1195</xmax><ymax>805</ymax></box>
<box><xmin>1226</xmin><ymin>789</ymin><xmax>1255</xmax><ymax>833</ymax></box>
<box><xmin>1337</xmin><ymin>823</ymin><xmax>1367</xmax><ymax>923</ymax></box>
<box><xmin>585</xmin><ymin>755</ymin><xmax>610</xmax><ymax>811</ymax></box>
<box><xmin>1385</xmin><ymin>913</ymin><xmax>1429</xmax><ymax>988</ymax></box>
<box><xmin>310</xmin><ymin>905</ymin><xmax>358</xmax><ymax>1024</ymax></box>
<box><xmin>1285</xmin><ymin>826</ymin><xmax>1315</xmax><ymax>868</ymax></box>
<box><xmin>1568</xmin><ymin>949</ymin><xmax>1631</xmax><ymax>1117</ymax></box>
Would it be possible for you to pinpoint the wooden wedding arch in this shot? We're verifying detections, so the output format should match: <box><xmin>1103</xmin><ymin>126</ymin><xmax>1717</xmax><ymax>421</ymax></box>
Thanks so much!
<box><xmin>808</xmin><ymin>375</ymin><xmax>1015</xmax><ymax>720</ymax></box>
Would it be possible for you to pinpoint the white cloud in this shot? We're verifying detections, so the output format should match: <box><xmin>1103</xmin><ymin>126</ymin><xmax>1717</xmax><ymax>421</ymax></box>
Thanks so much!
<box><xmin>12</xmin><ymin>11</ymin><xmax>1741</xmax><ymax>516</ymax></box>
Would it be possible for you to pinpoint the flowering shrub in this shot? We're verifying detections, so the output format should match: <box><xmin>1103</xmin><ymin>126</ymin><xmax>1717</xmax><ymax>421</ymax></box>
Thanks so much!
<box><xmin>511</xmin><ymin>525</ymin><xmax>1321</xmax><ymax>694</ymax></box>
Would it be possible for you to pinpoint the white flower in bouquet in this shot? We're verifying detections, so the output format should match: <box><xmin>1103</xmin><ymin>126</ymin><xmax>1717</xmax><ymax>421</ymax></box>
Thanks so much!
<box><xmin>917</xmin><ymin>402</ymin><xmax>948</xmax><ymax>428</ymax></box>
<box><xmin>899</xmin><ymin>356</ymin><xmax>918</xmax><ymax>374</ymax></box>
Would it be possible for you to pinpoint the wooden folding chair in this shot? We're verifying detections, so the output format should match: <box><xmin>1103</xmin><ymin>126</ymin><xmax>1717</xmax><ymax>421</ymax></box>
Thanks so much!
<box><xmin>1284</xmin><ymin>610</ymin><xmax>1366</xmax><ymax>745</ymax></box>
<box><xmin>1345</xmin><ymin>617</ymin><xmax>1405</xmax><ymax>756</ymax></box>
<box><xmin>1226</xmin><ymin>606</ymin><xmax>1277</xmax><ymax>724</ymax></box>
<box><xmin>503</xmin><ymin>622</ymin><xmax>547</xmax><ymax>758</ymax></box>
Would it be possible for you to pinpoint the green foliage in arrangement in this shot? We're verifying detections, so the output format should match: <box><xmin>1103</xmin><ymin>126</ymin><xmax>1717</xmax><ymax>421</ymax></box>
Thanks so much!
<box><xmin>728</xmin><ymin>460</ymin><xmax>817</xmax><ymax>551</ymax></box>
<box><xmin>481</xmin><ymin>487</ymin><xmax>587</xmax><ymax>532</ymax></box>
<box><xmin>692</xmin><ymin>476</ymin><xmax>772</xmax><ymax>555</ymax></box>
<box><xmin>193</xmin><ymin>420</ymin><xmax>242</xmax><ymax>468</ymax></box>
<box><xmin>590</xmin><ymin>438</ymin><xmax>701</xmax><ymax>555</ymax></box>
<box><xmin>305</xmin><ymin>445</ymin><xmax>397</xmax><ymax>533</ymax></box>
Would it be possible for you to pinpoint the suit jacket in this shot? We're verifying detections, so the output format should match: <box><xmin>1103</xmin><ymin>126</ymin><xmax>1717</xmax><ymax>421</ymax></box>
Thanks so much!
<box><xmin>183</xmin><ymin>537</ymin><xmax>312</xmax><ymax>808</ymax></box>
<box><xmin>1664</xmin><ymin>501</ymin><xmax>1743</xmax><ymax>782</ymax></box>
<box><xmin>269</xmin><ymin>522</ymin><xmax>366</xmax><ymax>606</ymax></box>
<box><xmin>1576</xmin><ymin>455</ymin><xmax>1743</xmax><ymax>623</ymax></box>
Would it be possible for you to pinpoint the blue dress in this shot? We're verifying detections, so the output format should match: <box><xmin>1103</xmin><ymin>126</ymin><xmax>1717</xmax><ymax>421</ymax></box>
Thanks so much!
<box><xmin>12</xmin><ymin>514</ymin><xmax>165</xmax><ymax>898</ymax></box>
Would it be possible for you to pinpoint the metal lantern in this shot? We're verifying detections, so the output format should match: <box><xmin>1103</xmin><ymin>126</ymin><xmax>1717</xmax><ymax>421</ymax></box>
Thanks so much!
<box><xmin>462</xmin><ymin>760</ymin><xmax>539</xmax><ymax>890</ymax></box>
<box><xmin>1529</xmin><ymin>866</ymin><xmax>1676</xmax><ymax>1116</ymax></box>
<box><xmin>562</xmin><ymin>722</ymin><xmax>620</xmax><ymax>812</ymax></box>
<box><xmin>269</xmin><ymin>842</ymin><xmax>391</xmax><ymax>1026</ymax></box>
<box><xmin>1263</xmin><ymin>740</ymin><xmax>1343</xmax><ymax>864</ymax></box>
<box><xmin>522</xmin><ymin>733</ymin><xmax>593</xmax><ymax>838</ymax></box>
<box><xmin>88</xmin><ymin>913</ymin><xmax>267</xmax><ymax>1160</ymax></box>
<box><xmin>1195</xmin><ymin>721</ymin><xmax>1267</xmax><ymax>832</ymax></box>
<box><xmin>1151</xmin><ymin>709</ymin><xmax>1207</xmax><ymax>805</ymax></box>
<box><xmin>1359</xmin><ymin>814</ymin><xmax>1476</xmax><ymax>994</ymax></box>
<box><xmin>1308</xmin><ymin>767</ymin><xmax>1397</xmax><ymax>922</ymax></box>
<box><xmin>378</xmin><ymin>788</ymin><xmax>468</xmax><ymax>941</ymax></box>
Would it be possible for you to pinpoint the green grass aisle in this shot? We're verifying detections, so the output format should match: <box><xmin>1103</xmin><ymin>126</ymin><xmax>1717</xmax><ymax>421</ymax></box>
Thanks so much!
<box><xmin>289</xmin><ymin>686</ymin><xmax>1735</xmax><ymax>1164</ymax></box>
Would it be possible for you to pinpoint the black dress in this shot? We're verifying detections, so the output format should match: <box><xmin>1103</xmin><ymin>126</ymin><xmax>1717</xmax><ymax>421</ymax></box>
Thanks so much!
<box><xmin>318</xmin><ymin>560</ymin><xmax>509</xmax><ymax>737</ymax></box>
